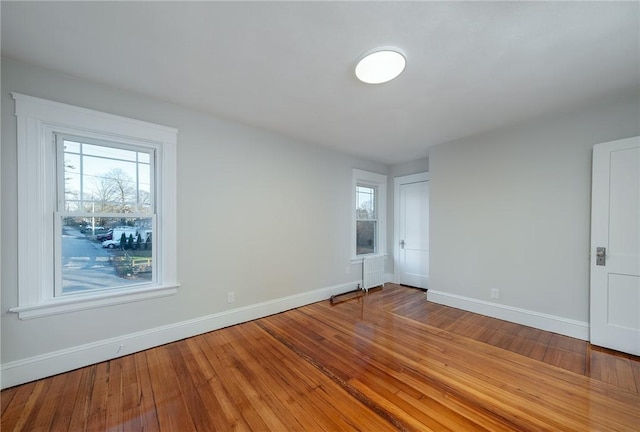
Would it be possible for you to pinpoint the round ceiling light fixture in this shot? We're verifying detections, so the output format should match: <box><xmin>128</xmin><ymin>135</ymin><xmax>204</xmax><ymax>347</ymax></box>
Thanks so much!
<box><xmin>355</xmin><ymin>47</ymin><xmax>406</xmax><ymax>84</ymax></box>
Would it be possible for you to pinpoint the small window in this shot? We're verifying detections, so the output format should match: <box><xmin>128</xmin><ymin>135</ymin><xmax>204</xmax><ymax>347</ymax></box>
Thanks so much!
<box><xmin>352</xmin><ymin>169</ymin><xmax>387</xmax><ymax>259</ymax></box>
<box><xmin>356</xmin><ymin>185</ymin><xmax>378</xmax><ymax>255</ymax></box>
<box><xmin>11</xmin><ymin>93</ymin><xmax>179</xmax><ymax>319</ymax></box>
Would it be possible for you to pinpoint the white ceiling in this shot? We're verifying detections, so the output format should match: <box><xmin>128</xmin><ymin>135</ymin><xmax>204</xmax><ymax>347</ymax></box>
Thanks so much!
<box><xmin>2</xmin><ymin>1</ymin><xmax>638</xmax><ymax>165</ymax></box>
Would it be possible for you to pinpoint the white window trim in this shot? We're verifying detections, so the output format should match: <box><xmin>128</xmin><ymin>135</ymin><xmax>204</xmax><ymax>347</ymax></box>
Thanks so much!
<box><xmin>352</xmin><ymin>169</ymin><xmax>387</xmax><ymax>262</ymax></box>
<box><xmin>10</xmin><ymin>93</ymin><xmax>180</xmax><ymax>319</ymax></box>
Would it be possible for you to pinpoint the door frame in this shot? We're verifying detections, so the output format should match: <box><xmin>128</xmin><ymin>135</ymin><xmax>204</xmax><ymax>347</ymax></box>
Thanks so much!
<box><xmin>393</xmin><ymin>172</ymin><xmax>429</xmax><ymax>284</ymax></box>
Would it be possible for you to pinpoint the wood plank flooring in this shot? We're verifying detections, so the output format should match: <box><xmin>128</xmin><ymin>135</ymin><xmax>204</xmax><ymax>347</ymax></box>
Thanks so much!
<box><xmin>2</xmin><ymin>284</ymin><xmax>639</xmax><ymax>431</ymax></box>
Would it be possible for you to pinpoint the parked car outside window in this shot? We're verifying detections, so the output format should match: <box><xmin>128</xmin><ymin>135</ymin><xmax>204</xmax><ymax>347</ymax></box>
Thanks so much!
<box><xmin>96</xmin><ymin>230</ymin><xmax>113</xmax><ymax>241</ymax></box>
<box><xmin>102</xmin><ymin>239</ymin><xmax>120</xmax><ymax>249</ymax></box>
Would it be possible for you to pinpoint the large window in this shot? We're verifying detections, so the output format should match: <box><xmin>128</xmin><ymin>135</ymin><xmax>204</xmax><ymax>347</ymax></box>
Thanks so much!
<box><xmin>57</xmin><ymin>135</ymin><xmax>155</xmax><ymax>295</ymax></box>
<box><xmin>11</xmin><ymin>93</ymin><xmax>179</xmax><ymax>319</ymax></box>
<box><xmin>352</xmin><ymin>169</ymin><xmax>387</xmax><ymax>259</ymax></box>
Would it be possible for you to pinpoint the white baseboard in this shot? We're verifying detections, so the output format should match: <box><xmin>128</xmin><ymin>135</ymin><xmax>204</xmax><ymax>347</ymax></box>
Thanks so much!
<box><xmin>426</xmin><ymin>290</ymin><xmax>589</xmax><ymax>341</ymax></box>
<box><xmin>1</xmin><ymin>281</ymin><xmax>360</xmax><ymax>389</ymax></box>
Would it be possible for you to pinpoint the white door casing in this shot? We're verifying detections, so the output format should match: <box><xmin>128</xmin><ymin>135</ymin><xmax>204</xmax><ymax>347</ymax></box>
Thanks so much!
<box><xmin>394</xmin><ymin>173</ymin><xmax>429</xmax><ymax>289</ymax></box>
<box><xmin>590</xmin><ymin>136</ymin><xmax>640</xmax><ymax>355</ymax></box>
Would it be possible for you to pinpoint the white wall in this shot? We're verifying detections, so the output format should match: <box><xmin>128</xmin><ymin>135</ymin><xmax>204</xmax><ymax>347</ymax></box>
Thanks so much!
<box><xmin>1</xmin><ymin>58</ymin><xmax>386</xmax><ymax>386</ymax></box>
<box><xmin>429</xmin><ymin>91</ymin><xmax>640</xmax><ymax>337</ymax></box>
<box><xmin>389</xmin><ymin>157</ymin><xmax>429</xmax><ymax>179</ymax></box>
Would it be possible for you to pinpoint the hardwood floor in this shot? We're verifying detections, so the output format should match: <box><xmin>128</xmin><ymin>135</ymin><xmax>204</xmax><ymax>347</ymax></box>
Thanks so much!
<box><xmin>2</xmin><ymin>284</ymin><xmax>639</xmax><ymax>431</ymax></box>
<box><xmin>378</xmin><ymin>286</ymin><xmax>640</xmax><ymax>392</ymax></box>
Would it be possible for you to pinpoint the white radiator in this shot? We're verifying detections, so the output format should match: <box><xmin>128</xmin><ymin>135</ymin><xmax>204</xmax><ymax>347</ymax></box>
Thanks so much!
<box><xmin>362</xmin><ymin>255</ymin><xmax>385</xmax><ymax>290</ymax></box>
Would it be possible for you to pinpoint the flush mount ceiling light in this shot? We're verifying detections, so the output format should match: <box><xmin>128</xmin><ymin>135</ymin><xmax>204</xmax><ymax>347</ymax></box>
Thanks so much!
<box><xmin>355</xmin><ymin>47</ymin><xmax>406</xmax><ymax>84</ymax></box>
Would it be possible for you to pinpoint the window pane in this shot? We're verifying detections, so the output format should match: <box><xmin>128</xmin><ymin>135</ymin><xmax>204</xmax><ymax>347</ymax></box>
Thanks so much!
<box><xmin>356</xmin><ymin>220</ymin><xmax>376</xmax><ymax>255</ymax></box>
<box><xmin>63</xmin><ymin>153</ymin><xmax>81</xmax><ymax>211</ymax></box>
<box><xmin>62</xmin><ymin>138</ymin><xmax>153</xmax><ymax>214</ymax></box>
<box><xmin>61</xmin><ymin>216</ymin><xmax>153</xmax><ymax>295</ymax></box>
<box><xmin>82</xmin><ymin>157</ymin><xmax>140</xmax><ymax>212</ymax></box>
<box><xmin>356</xmin><ymin>185</ymin><xmax>376</xmax><ymax>219</ymax></box>
<box><xmin>64</xmin><ymin>140</ymin><xmax>81</xmax><ymax>154</ymax></box>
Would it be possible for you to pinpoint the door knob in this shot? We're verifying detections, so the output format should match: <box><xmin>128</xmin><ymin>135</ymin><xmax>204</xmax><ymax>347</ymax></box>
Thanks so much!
<box><xmin>400</xmin><ymin>240</ymin><xmax>405</xmax><ymax>249</ymax></box>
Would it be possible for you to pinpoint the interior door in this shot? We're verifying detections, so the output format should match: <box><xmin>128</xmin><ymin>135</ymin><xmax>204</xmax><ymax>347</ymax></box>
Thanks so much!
<box><xmin>397</xmin><ymin>176</ymin><xmax>429</xmax><ymax>289</ymax></box>
<box><xmin>590</xmin><ymin>136</ymin><xmax>640</xmax><ymax>355</ymax></box>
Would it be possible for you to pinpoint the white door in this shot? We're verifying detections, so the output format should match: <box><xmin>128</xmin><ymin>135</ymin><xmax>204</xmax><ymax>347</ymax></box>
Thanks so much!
<box><xmin>590</xmin><ymin>136</ymin><xmax>640</xmax><ymax>355</ymax></box>
<box><xmin>395</xmin><ymin>174</ymin><xmax>429</xmax><ymax>289</ymax></box>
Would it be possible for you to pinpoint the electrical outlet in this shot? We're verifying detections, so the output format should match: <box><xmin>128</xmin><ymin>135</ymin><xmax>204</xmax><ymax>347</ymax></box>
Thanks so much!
<box><xmin>227</xmin><ymin>292</ymin><xmax>235</xmax><ymax>303</ymax></box>
<box><xmin>345</xmin><ymin>265</ymin><xmax>351</xmax><ymax>274</ymax></box>
<box><xmin>491</xmin><ymin>288</ymin><xmax>500</xmax><ymax>299</ymax></box>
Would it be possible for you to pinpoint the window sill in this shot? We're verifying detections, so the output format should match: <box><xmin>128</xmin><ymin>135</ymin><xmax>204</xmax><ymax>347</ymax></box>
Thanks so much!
<box><xmin>9</xmin><ymin>283</ymin><xmax>180</xmax><ymax>320</ymax></box>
